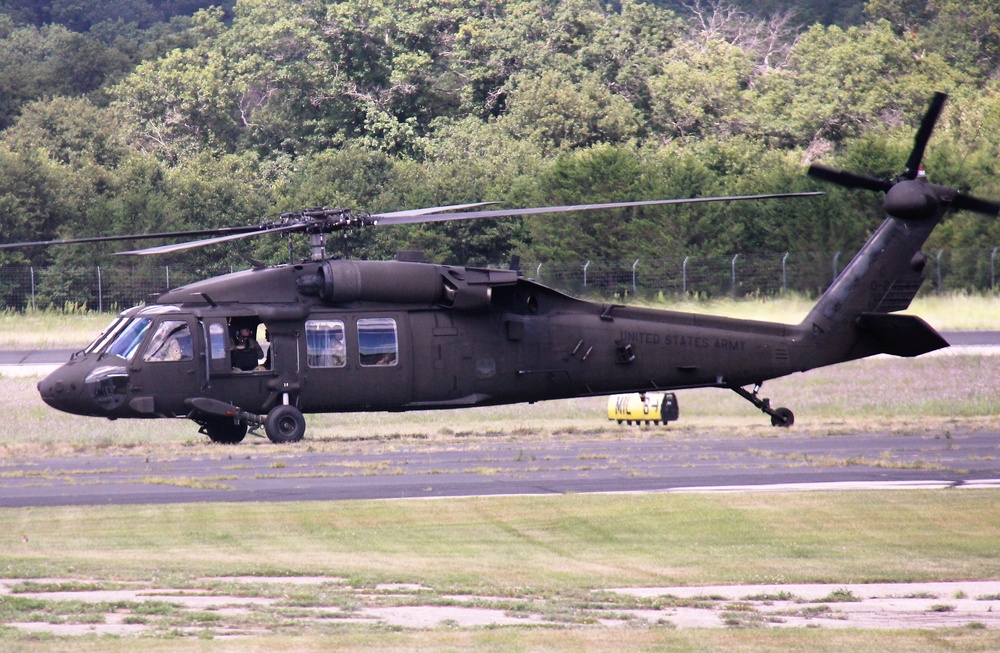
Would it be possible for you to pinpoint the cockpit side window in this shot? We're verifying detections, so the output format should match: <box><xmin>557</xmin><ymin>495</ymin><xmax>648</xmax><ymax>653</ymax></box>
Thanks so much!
<box><xmin>208</xmin><ymin>323</ymin><xmax>227</xmax><ymax>360</ymax></box>
<box><xmin>143</xmin><ymin>320</ymin><xmax>193</xmax><ymax>362</ymax></box>
<box><xmin>306</xmin><ymin>320</ymin><xmax>347</xmax><ymax>368</ymax></box>
<box><xmin>358</xmin><ymin>318</ymin><xmax>397</xmax><ymax>366</ymax></box>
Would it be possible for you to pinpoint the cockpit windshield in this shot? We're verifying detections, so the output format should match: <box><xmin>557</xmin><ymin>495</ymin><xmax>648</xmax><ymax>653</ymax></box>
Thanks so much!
<box><xmin>101</xmin><ymin>317</ymin><xmax>153</xmax><ymax>361</ymax></box>
<box><xmin>85</xmin><ymin>317</ymin><xmax>128</xmax><ymax>355</ymax></box>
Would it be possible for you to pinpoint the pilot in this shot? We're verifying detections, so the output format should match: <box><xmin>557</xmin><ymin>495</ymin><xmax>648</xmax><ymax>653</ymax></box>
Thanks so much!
<box><xmin>162</xmin><ymin>333</ymin><xmax>189</xmax><ymax>361</ymax></box>
<box><xmin>150</xmin><ymin>332</ymin><xmax>191</xmax><ymax>362</ymax></box>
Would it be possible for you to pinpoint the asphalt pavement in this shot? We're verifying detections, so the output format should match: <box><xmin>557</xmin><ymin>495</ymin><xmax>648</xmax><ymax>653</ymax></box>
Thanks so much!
<box><xmin>1</xmin><ymin>428</ymin><xmax>998</xmax><ymax>508</ymax></box>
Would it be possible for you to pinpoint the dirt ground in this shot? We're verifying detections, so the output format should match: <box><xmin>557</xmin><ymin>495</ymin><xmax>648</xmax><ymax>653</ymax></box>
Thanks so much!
<box><xmin>3</xmin><ymin>577</ymin><xmax>1000</xmax><ymax>636</ymax></box>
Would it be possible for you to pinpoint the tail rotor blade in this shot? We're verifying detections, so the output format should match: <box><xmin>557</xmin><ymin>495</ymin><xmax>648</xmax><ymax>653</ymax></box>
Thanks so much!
<box><xmin>903</xmin><ymin>92</ymin><xmax>947</xmax><ymax>179</ymax></box>
<box><xmin>807</xmin><ymin>165</ymin><xmax>894</xmax><ymax>193</ymax></box>
<box><xmin>952</xmin><ymin>193</ymin><xmax>1000</xmax><ymax>217</ymax></box>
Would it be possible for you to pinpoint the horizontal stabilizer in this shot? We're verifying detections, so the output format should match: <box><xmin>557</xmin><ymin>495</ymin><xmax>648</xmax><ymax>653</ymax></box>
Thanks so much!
<box><xmin>856</xmin><ymin>313</ymin><xmax>949</xmax><ymax>357</ymax></box>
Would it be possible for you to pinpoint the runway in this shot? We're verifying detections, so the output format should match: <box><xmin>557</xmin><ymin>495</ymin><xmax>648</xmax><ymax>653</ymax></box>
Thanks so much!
<box><xmin>2</xmin><ymin>428</ymin><xmax>998</xmax><ymax>508</ymax></box>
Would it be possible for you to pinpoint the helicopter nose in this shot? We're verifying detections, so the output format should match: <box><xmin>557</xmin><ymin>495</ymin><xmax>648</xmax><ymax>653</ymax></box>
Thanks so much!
<box><xmin>38</xmin><ymin>364</ymin><xmax>92</xmax><ymax>415</ymax></box>
<box><xmin>38</xmin><ymin>357</ymin><xmax>132</xmax><ymax>417</ymax></box>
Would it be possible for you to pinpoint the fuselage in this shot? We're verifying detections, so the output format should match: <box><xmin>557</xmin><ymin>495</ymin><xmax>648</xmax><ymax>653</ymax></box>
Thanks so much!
<box><xmin>37</xmin><ymin>259</ymin><xmax>812</xmax><ymax>421</ymax></box>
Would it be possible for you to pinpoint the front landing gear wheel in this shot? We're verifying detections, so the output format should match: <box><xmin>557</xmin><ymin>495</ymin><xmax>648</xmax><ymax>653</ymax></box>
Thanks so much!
<box><xmin>200</xmin><ymin>417</ymin><xmax>247</xmax><ymax>444</ymax></box>
<box><xmin>264</xmin><ymin>405</ymin><xmax>306</xmax><ymax>443</ymax></box>
<box><xmin>770</xmin><ymin>407</ymin><xmax>794</xmax><ymax>428</ymax></box>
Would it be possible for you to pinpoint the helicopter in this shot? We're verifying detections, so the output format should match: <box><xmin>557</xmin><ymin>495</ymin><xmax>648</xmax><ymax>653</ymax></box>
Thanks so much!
<box><xmin>3</xmin><ymin>92</ymin><xmax>995</xmax><ymax>444</ymax></box>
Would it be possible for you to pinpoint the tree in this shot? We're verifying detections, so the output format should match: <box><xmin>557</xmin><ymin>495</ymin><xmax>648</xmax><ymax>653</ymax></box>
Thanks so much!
<box><xmin>498</xmin><ymin>70</ymin><xmax>642</xmax><ymax>154</ymax></box>
<box><xmin>0</xmin><ymin>18</ymin><xmax>132</xmax><ymax>130</ymax></box>
<box><xmin>519</xmin><ymin>145</ymin><xmax>669</xmax><ymax>263</ymax></box>
<box><xmin>864</xmin><ymin>0</ymin><xmax>929</xmax><ymax>34</ymax></box>
<box><xmin>750</xmin><ymin>21</ymin><xmax>958</xmax><ymax>149</ymax></box>
<box><xmin>647</xmin><ymin>39</ymin><xmax>755</xmax><ymax>139</ymax></box>
<box><xmin>922</xmin><ymin>0</ymin><xmax>1000</xmax><ymax>78</ymax></box>
<box><xmin>1</xmin><ymin>96</ymin><xmax>128</xmax><ymax>167</ymax></box>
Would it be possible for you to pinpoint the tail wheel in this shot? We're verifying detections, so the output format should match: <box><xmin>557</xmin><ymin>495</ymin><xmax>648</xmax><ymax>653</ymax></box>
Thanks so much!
<box><xmin>770</xmin><ymin>407</ymin><xmax>794</xmax><ymax>428</ymax></box>
<box><xmin>200</xmin><ymin>417</ymin><xmax>247</xmax><ymax>444</ymax></box>
<box><xmin>265</xmin><ymin>405</ymin><xmax>306</xmax><ymax>443</ymax></box>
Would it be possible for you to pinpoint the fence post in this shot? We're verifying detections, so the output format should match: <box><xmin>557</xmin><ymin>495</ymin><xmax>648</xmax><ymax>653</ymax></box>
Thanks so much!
<box><xmin>97</xmin><ymin>266</ymin><xmax>103</xmax><ymax>313</ymax></box>
<box><xmin>992</xmin><ymin>248</ymin><xmax>998</xmax><ymax>291</ymax></box>
<box><xmin>29</xmin><ymin>266</ymin><xmax>36</xmax><ymax>312</ymax></box>
<box><xmin>583</xmin><ymin>261</ymin><xmax>590</xmax><ymax>287</ymax></box>
<box><xmin>832</xmin><ymin>251</ymin><xmax>841</xmax><ymax>283</ymax></box>
<box><xmin>731</xmin><ymin>254</ymin><xmax>739</xmax><ymax>295</ymax></box>
<box><xmin>536</xmin><ymin>262</ymin><xmax>542</xmax><ymax>281</ymax></box>
<box><xmin>682</xmin><ymin>256</ymin><xmax>689</xmax><ymax>294</ymax></box>
<box><xmin>936</xmin><ymin>249</ymin><xmax>943</xmax><ymax>292</ymax></box>
<box><xmin>632</xmin><ymin>259</ymin><xmax>639</xmax><ymax>295</ymax></box>
<box><xmin>781</xmin><ymin>252</ymin><xmax>789</xmax><ymax>293</ymax></box>
<box><xmin>166</xmin><ymin>265</ymin><xmax>170</xmax><ymax>289</ymax></box>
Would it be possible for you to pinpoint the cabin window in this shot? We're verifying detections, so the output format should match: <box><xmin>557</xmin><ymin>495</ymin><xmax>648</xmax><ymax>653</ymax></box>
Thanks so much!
<box><xmin>208</xmin><ymin>323</ymin><xmax>227</xmax><ymax>360</ymax></box>
<box><xmin>306</xmin><ymin>319</ymin><xmax>347</xmax><ymax>368</ymax></box>
<box><xmin>358</xmin><ymin>318</ymin><xmax>397</xmax><ymax>367</ymax></box>
<box><xmin>143</xmin><ymin>320</ymin><xmax>193</xmax><ymax>362</ymax></box>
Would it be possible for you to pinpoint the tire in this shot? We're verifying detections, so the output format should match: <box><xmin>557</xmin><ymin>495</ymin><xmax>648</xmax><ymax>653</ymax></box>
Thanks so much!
<box><xmin>770</xmin><ymin>407</ymin><xmax>794</xmax><ymax>428</ymax></box>
<box><xmin>264</xmin><ymin>405</ymin><xmax>306</xmax><ymax>443</ymax></box>
<box><xmin>202</xmin><ymin>417</ymin><xmax>247</xmax><ymax>444</ymax></box>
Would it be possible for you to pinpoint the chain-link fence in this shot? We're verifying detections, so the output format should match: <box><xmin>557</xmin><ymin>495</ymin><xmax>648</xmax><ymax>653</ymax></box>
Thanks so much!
<box><xmin>2</xmin><ymin>248</ymin><xmax>999</xmax><ymax>312</ymax></box>
<box><xmin>0</xmin><ymin>265</ymin><xmax>237</xmax><ymax>313</ymax></box>
<box><xmin>522</xmin><ymin>248</ymin><xmax>1000</xmax><ymax>300</ymax></box>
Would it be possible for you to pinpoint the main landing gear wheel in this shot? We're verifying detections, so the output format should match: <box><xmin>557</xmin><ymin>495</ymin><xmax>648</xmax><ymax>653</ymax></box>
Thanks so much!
<box><xmin>264</xmin><ymin>404</ymin><xmax>306</xmax><ymax>443</ymax></box>
<box><xmin>731</xmin><ymin>384</ymin><xmax>794</xmax><ymax>428</ymax></box>
<box><xmin>200</xmin><ymin>417</ymin><xmax>248</xmax><ymax>444</ymax></box>
<box><xmin>770</xmin><ymin>407</ymin><xmax>795</xmax><ymax>428</ymax></box>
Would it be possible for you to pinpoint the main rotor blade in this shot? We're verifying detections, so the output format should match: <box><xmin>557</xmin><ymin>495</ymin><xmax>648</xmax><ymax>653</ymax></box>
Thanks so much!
<box><xmin>807</xmin><ymin>165</ymin><xmax>895</xmax><ymax>193</ymax></box>
<box><xmin>904</xmin><ymin>92</ymin><xmax>947</xmax><ymax>179</ymax></box>
<box><xmin>372</xmin><ymin>192</ymin><xmax>825</xmax><ymax>225</ymax></box>
<box><xmin>372</xmin><ymin>202</ymin><xmax>499</xmax><ymax>219</ymax></box>
<box><xmin>112</xmin><ymin>223</ymin><xmax>306</xmax><ymax>256</ymax></box>
<box><xmin>0</xmin><ymin>225</ymin><xmax>263</xmax><ymax>250</ymax></box>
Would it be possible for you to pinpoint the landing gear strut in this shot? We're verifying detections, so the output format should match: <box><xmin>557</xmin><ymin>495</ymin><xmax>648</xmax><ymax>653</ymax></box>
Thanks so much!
<box><xmin>731</xmin><ymin>384</ymin><xmax>794</xmax><ymax>428</ymax></box>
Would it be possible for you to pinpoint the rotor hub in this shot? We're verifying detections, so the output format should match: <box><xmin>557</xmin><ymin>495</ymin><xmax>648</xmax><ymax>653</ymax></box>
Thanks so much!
<box><xmin>883</xmin><ymin>179</ymin><xmax>940</xmax><ymax>221</ymax></box>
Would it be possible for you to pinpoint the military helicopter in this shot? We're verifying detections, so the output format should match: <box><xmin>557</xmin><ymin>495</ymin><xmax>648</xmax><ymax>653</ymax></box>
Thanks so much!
<box><xmin>4</xmin><ymin>93</ymin><xmax>995</xmax><ymax>444</ymax></box>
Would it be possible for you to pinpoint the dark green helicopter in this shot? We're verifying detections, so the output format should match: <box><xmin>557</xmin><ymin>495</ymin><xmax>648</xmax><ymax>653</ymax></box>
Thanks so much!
<box><xmin>4</xmin><ymin>93</ymin><xmax>995</xmax><ymax>444</ymax></box>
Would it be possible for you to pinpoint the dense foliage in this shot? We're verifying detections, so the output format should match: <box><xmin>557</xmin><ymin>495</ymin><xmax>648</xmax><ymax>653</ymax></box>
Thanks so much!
<box><xmin>1</xmin><ymin>0</ymin><xmax>1000</xmax><ymax>296</ymax></box>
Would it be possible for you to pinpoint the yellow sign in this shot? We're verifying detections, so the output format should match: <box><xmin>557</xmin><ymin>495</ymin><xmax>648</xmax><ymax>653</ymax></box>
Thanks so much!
<box><xmin>607</xmin><ymin>392</ymin><xmax>678</xmax><ymax>424</ymax></box>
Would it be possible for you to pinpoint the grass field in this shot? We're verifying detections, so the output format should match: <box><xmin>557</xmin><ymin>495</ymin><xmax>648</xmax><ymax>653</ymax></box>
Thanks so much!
<box><xmin>1</xmin><ymin>296</ymin><xmax>999</xmax><ymax>649</ymax></box>
<box><xmin>2</xmin><ymin>492</ymin><xmax>1000</xmax><ymax>650</ymax></box>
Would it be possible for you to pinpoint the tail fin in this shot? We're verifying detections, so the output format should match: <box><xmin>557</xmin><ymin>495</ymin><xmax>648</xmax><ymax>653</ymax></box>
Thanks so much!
<box><xmin>797</xmin><ymin>212</ymin><xmax>944</xmax><ymax>365</ymax></box>
<box><xmin>800</xmin><ymin>93</ymin><xmax>998</xmax><ymax>368</ymax></box>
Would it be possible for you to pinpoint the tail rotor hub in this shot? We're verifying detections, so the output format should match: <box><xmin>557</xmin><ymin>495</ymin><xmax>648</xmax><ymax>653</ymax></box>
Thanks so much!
<box><xmin>883</xmin><ymin>178</ymin><xmax>940</xmax><ymax>221</ymax></box>
<box><xmin>809</xmin><ymin>93</ymin><xmax>999</xmax><ymax>222</ymax></box>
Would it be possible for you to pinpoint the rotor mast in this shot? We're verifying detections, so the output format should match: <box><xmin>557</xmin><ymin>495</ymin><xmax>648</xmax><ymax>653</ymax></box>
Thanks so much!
<box><xmin>309</xmin><ymin>232</ymin><xmax>326</xmax><ymax>261</ymax></box>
